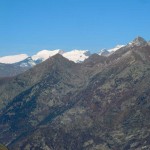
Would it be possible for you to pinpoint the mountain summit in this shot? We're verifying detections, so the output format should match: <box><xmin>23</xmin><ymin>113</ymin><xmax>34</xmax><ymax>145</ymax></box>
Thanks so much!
<box><xmin>130</xmin><ymin>36</ymin><xmax>147</xmax><ymax>46</ymax></box>
<box><xmin>0</xmin><ymin>54</ymin><xmax>28</xmax><ymax>64</ymax></box>
<box><xmin>32</xmin><ymin>49</ymin><xmax>65</xmax><ymax>63</ymax></box>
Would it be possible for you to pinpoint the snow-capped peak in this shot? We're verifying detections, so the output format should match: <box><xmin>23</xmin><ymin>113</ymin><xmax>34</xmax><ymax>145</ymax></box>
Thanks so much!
<box><xmin>19</xmin><ymin>57</ymin><xmax>36</xmax><ymax>67</ymax></box>
<box><xmin>108</xmin><ymin>45</ymin><xmax>125</xmax><ymax>52</ymax></box>
<box><xmin>0</xmin><ymin>54</ymin><xmax>29</xmax><ymax>64</ymax></box>
<box><xmin>32</xmin><ymin>49</ymin><xmax>64</xmax><ymax>62</ymax></box>
<box><xmin>62</xmin><ymin>50</ymin><xmax>91</xmax><ymax>63</ymax></box>
<box><xmin>98</xmin><ymin>45</ymin><xmax>125</xmax><ymax>56</ymax></box>
<box><xmin>98</xmin><ymin>49</ymin><xmax>109</xmax><ymax>56</ymax></box>
<box><xmin>32</xmin><ymin>49</ymin><xmax>90</xmax><ymax>63</ymax></box>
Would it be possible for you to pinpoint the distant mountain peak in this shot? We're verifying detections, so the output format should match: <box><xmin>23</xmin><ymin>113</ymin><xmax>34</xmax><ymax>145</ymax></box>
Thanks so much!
<box><xmin>98</xmin><ymin>49</ymin><xmax>109</xmax><ymax>56</ymax></box>
<box><xmin>129</xmin><ymin>36</ymin><xmax>147</xmax><ymax>46</ymax></box>
<box><xmin>51</xmin><ymin>53</ymin><xmax>67</xmax><ymax>61</ymax></box>
<box><xmin>108</xmin><ymin>45</ymin><xmax>125</xmax><ymax>52</ymax></box>
<box><xmin>32</xmin><ymin>49</ymin><xmax>65</xmax><ymax>63</ymax></box>
<box><xmin>19</xmin><ymin>57</ymin><xmax>36</xmax><ymax>67</ymax></box>
<box><xmin>62</xmin><ymin>49</ymin><xmax>91</xmax><ymax>63</ymax></box>
<box><xmin>0</xmin><ymin>54</ymin><xmax>29</xmax><ymax>64</ymax></box>
<box><xmin>98</xmin><ymin>45</ymin><xmax>125</xmax><ymax>56</ymax></box>
<box><xmin>83</xmin><ymin>53</ymin><xmax>107</xmax><ymax>66</ymax></box>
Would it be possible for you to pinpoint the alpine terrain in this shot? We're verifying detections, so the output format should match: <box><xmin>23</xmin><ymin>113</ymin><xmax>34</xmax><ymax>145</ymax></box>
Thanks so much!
<box><xmin>0</xmin><ymin>37</ymin><xmax>150</xmax><ymax>150</ymax></box>
<box><xmin>0</xmin><ymin>45</ymin><xmax>122</xmax><ymax>77</ymax></box>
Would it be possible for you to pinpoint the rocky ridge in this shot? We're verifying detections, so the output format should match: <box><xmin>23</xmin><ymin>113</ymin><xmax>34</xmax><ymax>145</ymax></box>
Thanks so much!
<box><xmin>0</xmin><ymin>37</ymin><xmax>150</xmax><ymax>150</ymax></box>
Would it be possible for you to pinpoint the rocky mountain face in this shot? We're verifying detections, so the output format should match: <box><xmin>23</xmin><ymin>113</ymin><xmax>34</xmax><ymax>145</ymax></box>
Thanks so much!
<box><xmin>129</xmin><ymin>36</ymin><xmax>147</xmax><ymax>46</ymax></box>
<box><xmin>0</xmin><ymin>37</ymin><xmax>150</xmax><ymax>150</ymax></box>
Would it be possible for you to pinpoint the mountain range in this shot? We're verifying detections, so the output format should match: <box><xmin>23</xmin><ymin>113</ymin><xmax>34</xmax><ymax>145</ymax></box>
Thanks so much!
<box><xmin>0</xmin><ymin>36</ymin><xmax>150</xmax><ymax>150</ymax></box>
<box><xmin>1</xmin><ymin>37</ymin><xmax>149</xmax><ymax>78</ymax></box>
<box><xmin>0</xmin><ymin>42</ymin><xmax>126</xmax><ymax>77</ymax></box>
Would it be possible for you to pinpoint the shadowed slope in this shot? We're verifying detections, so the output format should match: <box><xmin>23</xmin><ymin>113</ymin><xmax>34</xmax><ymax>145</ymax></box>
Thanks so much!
<box><xmin>0</xmin><ymin>40</ymin><xmax>150</xmax><ymax>149</ymax></box>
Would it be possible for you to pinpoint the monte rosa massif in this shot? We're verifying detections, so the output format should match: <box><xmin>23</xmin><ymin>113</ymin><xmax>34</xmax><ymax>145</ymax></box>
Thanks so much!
<box><xmin>0</xmin><ymin>45</ymin><xmax>124</xmax><ymax>64</ymax></box>
<box><xmin>0</xmin><ymin>43</ymin><xmax>126</xmax><ymax>78</ymax></box>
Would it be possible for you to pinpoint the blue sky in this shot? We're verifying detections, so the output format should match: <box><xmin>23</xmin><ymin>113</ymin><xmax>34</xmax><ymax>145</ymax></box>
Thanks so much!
<box><xmin>0</xmin><ymin>0</ymin><xmax>150</xmax><ymax>56</ymax></box>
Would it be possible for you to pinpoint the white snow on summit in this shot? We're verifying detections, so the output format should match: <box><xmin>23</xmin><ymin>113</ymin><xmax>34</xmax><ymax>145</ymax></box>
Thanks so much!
<box><xmin>62</xmin><ymin>50</ymin><xmax>91</xmax><ymax>63</ymax></box>
<box><xmin>19</xmin><ymin>57</ymin><xmax>36</xmax><ymax>67</ymax></box>
<box><xmin>0</xmin><ymin>54</ymin><xmax>28</xmax><ymax>64</ymax></box>
<box><xmin>98</xmin><ymin>49</ymin><xmax>109</xmax><ymax>55</ymax></box>
<box><xmin>32</xmin><ymin>49</ymin><xmax>64</xmax><ymax>61</ymax></box>
<box><xmin>0</xmin><ymin>45</ymin><xmax>125</xmax><ymax>65</ymax></box>
<box><xmin>98</xmin><ymin>45</ymin><xmax>125</xmax><ymax>56</ymax></box>
<box><xmin>0</xmin><ymin>49</ymin><xmax>91</xmax><ymax>65</ymax></box>
<box><xmin>108</xmin><ymin>45</ymin><xmax>125</xmax><ymax>52</ymax></box>
<box><xmin>32</xmin><ymin>49</ymin><xmax>90</xmax><ymax>63</ymax></box>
